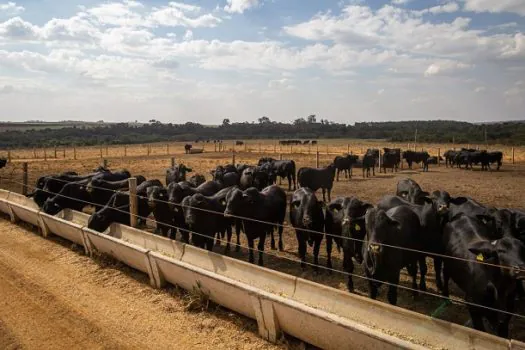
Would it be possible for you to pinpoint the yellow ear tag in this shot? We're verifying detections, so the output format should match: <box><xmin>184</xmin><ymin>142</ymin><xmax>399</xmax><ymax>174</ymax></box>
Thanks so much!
<box><xmin>476</xmin><ymin>253</ymin><xmax>484</xmax><ymax>262</ymax></box>
<box><xmin>354</xmin><ymin>224</ymin><xmax>361</xmax><ymax>231</ymax></box>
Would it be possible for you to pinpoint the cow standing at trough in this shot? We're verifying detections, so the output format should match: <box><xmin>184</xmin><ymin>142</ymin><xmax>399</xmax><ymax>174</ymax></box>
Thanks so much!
<box><xmin>364</xmin><ymin>206</ymin><xmax>422</xmax><ymax>305</ymax></box>
<box><xmin>224</xmin><ymin>185</ymin><xmax>287</xmax><ymax>263</ymax></box>
<box><xmin>289</xmin><ymin>188</ymin><xmax>325</xmax><ymax>271</ymax></box>
<box><xmin>333</xmin><ymin>154</ymin><xmax>359</xmax><ymax>181</ymax></box>
<box><xmin>257</xmin><ymin>158</ymin><xmax>296</xmax><ymax>191</ymax></box>
<box><xmin>297</xmin><ymin>164</ymin><xmax>336</xmax><ymax>202</ymax></box>
<box><xmin>147</xmin><ymin>186</ymin><xmax>173</xmax><ymax>238</ymax></box>
<box><xmin>442</xmin><ymin>213</ymin><xmax>525</xmax><ymax>337</ymax></box>
<box><xmin>325</xmin><ymin>197</ymin><xmax>372</xmax><ymax>291</ymax></box>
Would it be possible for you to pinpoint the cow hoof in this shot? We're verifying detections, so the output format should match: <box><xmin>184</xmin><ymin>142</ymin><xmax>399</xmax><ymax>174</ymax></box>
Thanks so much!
<box><xmin>278</xmin><ymin>243</ymin><xmax>284</xmax><ymax>251</ymax></box>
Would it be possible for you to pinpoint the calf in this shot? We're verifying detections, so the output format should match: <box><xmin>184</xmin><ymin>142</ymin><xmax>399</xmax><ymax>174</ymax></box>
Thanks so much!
<box><xmin>289</xmin><ymin>188</ymin><xmax>325</xmax><ymax>270</ymax></box>
<box><xmin>325</xmin><ymin>197</ymin><xmax>372</xmax><ymax>291</ymax></box>
<box><xmin>297</xmin><ymin>164</ymin><xmax>336</xmax><ymax>202</ymax></box>
<box><xmin>224</xmin><ymin>185</ymin><xmax>287</xmax><ymax>264</ymax></box>
<box><xmin>147</xmin><ymin>186</ymin><xmax>173</xmax><ymax>237</ymax></box>
<box><xmin>333</xmin><ymin>154</ymin><xmax>359</xmax><ymax>181</ymax></box>
<box><xmin>442</xmin><ymin>214</ymin><xmax>525</xmax><ymax>337</ymax></box>
<box><xmin>364</xmin><ymin>206</ymin><xmax>421</xmax><ymax>305</ymax></box>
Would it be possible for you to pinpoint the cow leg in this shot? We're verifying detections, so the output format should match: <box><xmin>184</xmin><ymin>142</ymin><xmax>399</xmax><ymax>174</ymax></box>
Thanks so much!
<box><xmin>336</xmin><ymin>170</ymin><xmax>340</xmax><ymax>182</ymax></box>
<box><xmin>434</xmin><ymin>257</ymin><xmax>443</xmax><ymax>291</ymax></box>
<box><xmin>368</xmin><ymin>278</ymin><xmax>379</xmax><ymax>300</ymax></box>
<box><xmin>467</xmin><ymin>305</ymin><xmax>487</xmax><ymax>332</ymax></box>
<box><xmin>215</xmin><ymin>231</ymin><xmax>222</xmax><ymax>246</ymax></box>
<box><xmin>205</xmin><ymin>235</ymin><xmax>214</xmax><ymax>251</ymax></box>
<box><xmin>418</xmin><ymin>255</ymin><xmax>427</xmax><ymax>292</ymax></box>
<box><xmin>247</xmin><ymin>237</ymin><xmax>255</xmax><ymax>264</ymax></box>
<box><xmin>349</xmin><ymin>167</ymin><xmax>353</xmax><ymax>179</ymax></box>
<box><xmin>321</xmin><ymin>188</ymin><xmax>326</xmax><ymax>202</ymax></box>
<box><xmin>406</xmin><ymin>261</ymin><xmax>419</xmax><ymax>298</ymax></box>
<box><xmin>313</xmin><ymin>238</ymin><xmax>321</xmax><ymax>273</ymax></box>
<box><xmin>327</xmin><ymin>188</ymin><xmax>331</xmax><ymax>202</ymax></box>
<box><xmin>225</xmin><ymin>226</ymin><xmax>232</xmax><ymax>254</ymax></box>
<box><xmin>372</xmin><ymin>166</ymin><xmax>375</xmax><ymax>176</ymax></box>
<box><xmin>296</xmin><ymin>231</ymin><xmax>307</xmax><ymax>269</ymax></box>
<box><xmin>387</xmin><ymin>273</ymin><xmax>400</xmax><ymax>305</ymax></box>
<box><xmin>279</xmin><ymin>175</ymin><xmax>282</xmax><ymax>186</ymax></box>
<box><xmin>362</xmin><ymin>168</ymin><xmax>365</xmax><ymax>178</ymax></box>
<box><xmin>326</xmin><ymin>235</ymin><xmax>333</xmax><ymax>270</ymax></box>
<box><xmin>343</xmin><ymin>253</ymin><xmax>354</xmax><ymax>292</ymax></box>
<box><xmin>257</xmin><ymin>234</ymin><xmax>266</xmax><ymax>266</ymax></box>
<box><xmin>269</xmin><ymin>225</ymin><xmax>277</xmax><ymax>250</ymax></box>
<box><xmin>235</xmin><ymin>220</ymin><xmax>242</xmax><ymax>252</ymax></box>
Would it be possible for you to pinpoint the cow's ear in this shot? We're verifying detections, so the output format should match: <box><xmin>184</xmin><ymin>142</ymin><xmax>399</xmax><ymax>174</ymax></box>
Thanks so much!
<box><xmin>450</xmin><ymin>196</ymin><xmax>468</xmax><ymax>205</ymax></box>
<box><xmin>468</xmin><ymin>240</ymin><xmax>497</xmax><ymax>261</ymax></box>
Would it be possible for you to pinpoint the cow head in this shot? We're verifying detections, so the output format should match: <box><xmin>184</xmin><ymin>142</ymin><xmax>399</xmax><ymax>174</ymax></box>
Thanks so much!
<box><xmin>290</xmin><ymin>188</ymin><xmax>324</xmax><ymax>231</ymax></box>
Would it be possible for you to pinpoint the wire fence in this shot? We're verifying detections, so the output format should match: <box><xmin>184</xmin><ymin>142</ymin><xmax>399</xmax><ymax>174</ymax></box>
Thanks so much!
<box><xmin>1</xmin><ymin>172</ymin><xmax>525</xmax><ymax>322</ymax></box>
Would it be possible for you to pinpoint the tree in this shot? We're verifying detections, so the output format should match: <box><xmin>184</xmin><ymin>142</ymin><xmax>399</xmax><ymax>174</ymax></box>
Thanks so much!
<box><xmin>307</xmin><ymin>114</ymin><xmax>316</xmax><ymax>123</ymax></box>
<box><xmin>222</xmin><ymin>118</ymin><xmax>230</xmax><ymax>126</ymax></box>
<box><xmin>258</xmin><ymin>116</ymin><xmax>270</xmax><ymax>124</ymax></box>
<box><xmin>294</xmin><ymin>118</ymin><xmax>306</xmax><ymax>125</ymax></box>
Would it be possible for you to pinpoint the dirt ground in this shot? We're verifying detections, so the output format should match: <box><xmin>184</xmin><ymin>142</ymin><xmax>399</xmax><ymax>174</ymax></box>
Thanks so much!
<box><xmin>1</xmin><ymin>140</ymin><xmax>525</xmax><ymax>345</ymax></box>
<box><xmin>0</xmin><ymin>218</ymin><xmax>299</xmax><ymax>350</ymax></box>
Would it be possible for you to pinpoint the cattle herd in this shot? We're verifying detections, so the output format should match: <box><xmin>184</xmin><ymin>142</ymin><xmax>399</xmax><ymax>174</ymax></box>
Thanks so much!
<box><xmin>17</xmin><ymin>144</ymin><xmax>523</xmax><ymax>338</ymax></box>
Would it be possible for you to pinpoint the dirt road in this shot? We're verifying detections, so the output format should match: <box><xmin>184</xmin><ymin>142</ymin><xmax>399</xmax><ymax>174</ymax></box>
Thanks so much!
<box><xmin>0</xmin><ymin>218</ymin><xmax>286</xmax><ymax>350</ymax></box>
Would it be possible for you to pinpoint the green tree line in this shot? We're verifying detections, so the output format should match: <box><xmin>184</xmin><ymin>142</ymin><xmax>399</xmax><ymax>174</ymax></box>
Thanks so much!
<box><xmin>0</xmin><ymin>118</ymin><xmax>523</xmax><ymax>148</ymax></box>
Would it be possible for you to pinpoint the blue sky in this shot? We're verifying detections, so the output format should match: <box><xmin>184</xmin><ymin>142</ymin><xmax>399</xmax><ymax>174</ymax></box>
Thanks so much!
<box><xmin>0</xmin><ymin>0</ymin><xmax>524</xmax><ymax>124</ymax></box>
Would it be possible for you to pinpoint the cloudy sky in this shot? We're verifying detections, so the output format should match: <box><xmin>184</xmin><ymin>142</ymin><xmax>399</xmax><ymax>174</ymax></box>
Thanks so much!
<box><xmin>0</xmin><ymin>0</ymin><xmax>523</xmax><ymax>124</ymax></box>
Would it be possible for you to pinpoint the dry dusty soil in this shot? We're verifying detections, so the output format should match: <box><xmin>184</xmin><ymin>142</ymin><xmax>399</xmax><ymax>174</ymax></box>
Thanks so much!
<box><xmin>1</xmin><ymin>142</ymin><xmax>525</xmax><ymax>347</ymax></box>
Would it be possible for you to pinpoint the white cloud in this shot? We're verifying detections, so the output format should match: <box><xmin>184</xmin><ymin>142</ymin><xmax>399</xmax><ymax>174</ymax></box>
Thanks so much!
<box><xmin>391</xmin><ymin>0</ymin><xmax>411</xmax><ymax>4</ymax></box>
<box><xmin>148</xmin><ymin>2</ymin><xmax>222</xmax><ymax>28</ymax></box>
<box><xmin>474</xmin><ymin>86</ymin><xmax>486</xmax><ymax>92</ymax></box>
<box><xmin>224</xmin><ymin>0</ymin><xmax>260</xmax><ymax>14</ymax></box>
<box><xmin>424</xmin><ymin>61</ymin><xmax>472</xmax><ymax>77</ymax></box>
<box><xmin>462</xmin><ymin>0</ymin><xmax>525</xmax><ymax>16</ymax></box>
<box><xmin>416</xmin><ymin>2</ymin><xmax>460</xmax><ymax>15</ymax></box>
<box><xmin>0</xmin><ymin>17</ymin><xmax>39</xmax><ymax>40</ymax></box>
<box><xmin>0</xmin><ymin>2</ymin><xmax>24</xmax><ymax>15</ymax></box>
<box><xmin>183</xmin><ymin>29</ymin><xmax>193</xmax><ymax>41</ymax></box>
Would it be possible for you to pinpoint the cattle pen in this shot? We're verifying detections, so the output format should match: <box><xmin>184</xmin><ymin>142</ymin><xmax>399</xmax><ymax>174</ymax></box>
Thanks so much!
<box><xmin>1</xmin><ymin>139</ymin><xmax>525</xmax><ymax>349</ymax></box>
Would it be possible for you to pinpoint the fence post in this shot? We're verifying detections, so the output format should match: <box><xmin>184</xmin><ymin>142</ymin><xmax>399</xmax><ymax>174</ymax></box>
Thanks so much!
<box><xmin>512</xmin><ymin>147</ymin><xmax>515</xmax><ymax>164</ymax></box>
<box><xmin>100</xmin><ymin>148</ymin><xmax>103</xmax><ymax>158</ymax></box>
<box><xmin>347</xmin><ymin>144</ymin><xmax>350</xmax><ymax>154</ymax></box>
<box><xmin>258</xmin><ymin>143</ymin><xmax>261</xmax><ymax>153</ymax></box>
<box><xmin>124</xmin><ymin>146</ymin><xmax>127</xmax><ymax>157</ymax></box>
<box><xmin>290</xmin><ymin>145</ymin><xmax>293</xmax><ymax>154</ymax></box>
<box><xmin>167</xmin><ymin>144</ymin><xmax>169</xmax><ymax>155</ymax></box>
<box><xmin>63</xmin><ymin>148</ymin><xmax>66</xmax><ymax>158</ymax></box>
<box><xmin>279</xmin><ymin>153</ymin><xmax>283</xmax><ymax>161</ymax></box>
<box><xmin>214</xmin><ymin>143</ymin><xmax>217</xmax><ymax>152</ymax></box>
<box><xmin>74</xmin><ymin>147</ymin><xmax>77</xmax><ymax>160</ymax></box>
<box><xmin>103</xmin><ymin>159</ymin><xmax>108</xmax><ymax>169</ymax></box>
<box><xmin>171</xmin><ymin>157</ymin><xmax>176</xmax><ymax>167</ymax></box>
<box><xmin>378</xmin><ymin>150</ymin><xmax>382</xmax><ymax>173</ymax></box>
<box><xmin>316</xmin><ymin>151</ymin><xmax>320</xmax><ymax>168</ymax></box>
<box><xmin>7</xmin><ymin>150</ymin><xmax>11</xmax><ymax>162</ymax></box>
<box><xmin>326</xmin><ymin>145</ymin><xmax>329</xmax><ymax>155</ymax></box>
<box><xmin>44</xmin><ymin>149</ymin><xmax>47</xmax><ymax>161</ymax></box>
<box><xmin>245</xmin><ymin>143</ymin><xmax>247</xmax><ymax>152</ymax></box>
<box><xmin>147</xmin><ymin>146</ymin><xmax>151</xmax><ymax>156</ymax></box>
<box><xmin>22</xmin><ymin>162</ymin><xmax>28</xmax><ymax>195</ymax></box>
<box><xmin>33</xmin><ymin>148</ymin><xmax>36</xmax><ymax>159</ymax></box>
<box><xmin>54</xmin><ymin>147</ymin><xmax>57</xmax><ymax>159</ymax></box>
<box><xmin>129</xmin><ymin>178</ymin><xmax>138</xmax><ymax>228</ymax></box>
<box><xmin>438</xmin><ymin>148</ymin><xmax>441</xmax><ymax>167</ymax></box>
<box><xmin>106</xmin><ymin>146</ymin><xmax>108</xmax><ymax>156</ymax></box>
<box><xmin>232</xmin><ymin>151</ymin><xmax>236</xmax><ymax>165</ymax></box>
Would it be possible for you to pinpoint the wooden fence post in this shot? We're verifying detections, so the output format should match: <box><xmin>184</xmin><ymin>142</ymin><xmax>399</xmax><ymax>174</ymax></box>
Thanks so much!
<box><xmin>166</xmin><ymin>144</ymin><xmax>169</xmax><ymax>155</ymax></box>
<box><xmin>106</xmin><ymin>146</ymin><xmax>108</xmax><ymax>156</ymax></box>
<box><xmin>100</xmin><ymin>148</ymin><xmax>103</xmax><ymax>158</ymax></box>
<box><xmin>438</xmin><ymin>148</ymin><xmax>441</xmax><ymax>167</ymax></box>
<box><xmin>290</xmin><ymin>145</ymin><xmax>293</xmax><ymax>154</ymax></box>
<box><xmin>7</xmin><ymin>150</ymin><xmax>11</xmax><ymax>162</ymax></box>
<box><xmin>232</xmin><ymin>151</ymin><xmax>236</xmax><ymax>165</ymax></box>
<box><xmin>214</xmin><ymin>143</ymin><xmax>217</xmax><ymax>152</ymax></box>
<box><xmin>129</xmin><ymin>178</ymin><xmax>138</xmax><ymax>228</ymax></box>
<box><xmin>279</xmin><ymin>153</ymin><xmax>283</xmax><ymax>161</ymax></box>
<box><xmin>316</xmin><ymin>151</ymin><xmax>320</xmax><ymax>168</ymax></box>
<box><xmin>63</xmin><ymin>149</ymin><xmax>66</xmax><ymax>158</ymax></box>
<box><xmin>74</xmin><ymin>147</ymin><xmax>77</xmax><ymax>160</ymax></box>
<box><xmin>54</xmin><ymin>147</ymin><xmax>57</xmax><ymax>159</ymax></box>
<box><xmin>33</xmin><ymin>148</ymin><xmax>36</xmax><ymax>159</ymax></box>
<box><xmin>259</xmin><ymin>143</ymin><xmax>261</xmax><ymax>153</ymax></box>
<box><xmin>347</xmin><ymin>144</ymin><xmax>350</xmax><ymax>154</ymax></box>
<box><xmin>326</xmin><ymin>145</ymin><xmax>329</xmax><ymax>155</ymax></box>
<box><xmin>22</xmin><ymin>162</ymin><xmax>28</xmax><ymax>195</ymax></box>
<box><xmin>44</xmin><ymin>149</ymin><xmax>47</xmax><ymax>161</ymax></box>
<box><xmin>378</xmin><ymin>150</ymin><xmax>382</xmax><ymax>173</ymax></box>
<box><xmin>512</xmin><ymin>147</ymin><xmax>515</xmax><ymax>164</ymax></box>
<box><xmin>147</xmin><ymin>146</ymin><xmax>151</xmax><ymax>156</ymax></box>
<box><xmin>124</xmin><ymin>146</ymin><xmax>127</xmax><ymax>157</ymax></box>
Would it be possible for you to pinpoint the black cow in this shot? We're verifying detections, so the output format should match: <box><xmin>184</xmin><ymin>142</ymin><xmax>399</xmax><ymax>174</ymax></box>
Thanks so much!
<box><xmin>188</xmin><ymin>174</ymin><xmax>206</xmax><ymax>187</ymax></box>
<box><xmin>257</xmin><ymin>158</ymin><xmax>296</xmax><ymax>191</ymax></box>
<box><xmin>364</xmin><ymin>206</ymin><xmax>421</xmax><ymax>305</ymax></box>
<box><xmin>402</xmin><ymin>151</ymin><xmax>430</xmax><ymax>171</ymax></box>
<box><xmin>147</xmin><ymin>186</ymin><xmax>172</xmax><ymax>238</ymax></box>
<box><xmin>362</xmin><ymin>149</ymin><xmax>378</xmax><ymax>178</ymax></box>
<box><xmin>325</xmin><ymin>197</ymin><xmax>372</xmax><ymax>291</ymax></box>
<box><xmin>0</xmin><ymin>158</ymin><xmax>7</xmax><ymax>169</ymax></box>
<box><xmin>240</xmin><ymin>167</ymin><xmax>270</xmax><ymax>191</ymax></box>
<box><xmin>42</xmin><ymin>179</ymin><xmax>92</xmax><ymax>215</ymax></box>
<box><xmin>87</xmin><ymin>175</ymin><xmax>146</xmax><ymax>209</ymax></box>
<box><xmin>444</xmin><ymin>150</ymin><xmax>457</xmax><ymax>167</ymax></box>
<box><xmin>442</xmin><ymin>214</ymin><xmax>525</xmax><ymax>337</ymax></box>
<box><xmin>183</xmin><ymin>187</ymin><xmax>237</xmax><ymax>252</ymax></box>
<box><xmin>224</xmin><ymin>185</ymin><xmax>287</xmax><ymax>263</ymax></box>
<box><xmin>380</xmin><ymin>151</ymin><xmax>398</xmax><ymax>173</ymax></box>
<box><xmin>383</xmin><ymin>148</ymin><xmax>401</xmax><ymax>171</ymax></box>
<box><xmin>87</xmin><ymin>180</ymin><xmax>161</xmax><ymax>232</ymax></box>
<box><xmin>29</xmin><ymin>172</ymin><xmax>95</xmax><ymax>208</ymax></box>
<box><xmin>289</xmin><ymin>188</ymin><xmax>325</xmax><ymax>270</ymax></box>
<box><xmin>236</xmin><ymin>163</ymin><xmax>251</xmax><ymax>174</ymax></box>
<box><xmin>167</xmin><ymin>180</ymin><xmax>222</xmax><ymax>241</ymax></box>
<box><xmin>311</xmin><ymin>140</ymin><xmax>318</xmax><ymax>145</ymax></box>
<box><xmin>184</xmin><ymin>144</ymin><xmax>192</xmax><ymax>153</ymax></box>
<box><xmin>333</xmin><ymin>154</ymin><xmax>359</xmax><ymax>181</ymax></box>
<box><xmin>426</xmin><ymin>156</ymin><xmax>442</xmax><ymax>165</ymax></box>
<box><xmin>236</xmin><ymin>141</ymin><xmax>244</xmax><ymax>146</ymax></box>
<box><xmin>297</xmin><ymin>164</ymin><xmax>336</xmax><ymax>202</ymax></box>
<box><xmin>166</xmin><ymin>164</ymin><xmax>192</xmax><ymax>185</ymax></box>
<box><xmin>487</xmin><ymin>151</ymin><xmax>503</xmax><ymax>171</ymax></box>
<box><xmin>396</xmin><ymin>178</ymin><xmax>429</xmax><ymax>205</ymax></box>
